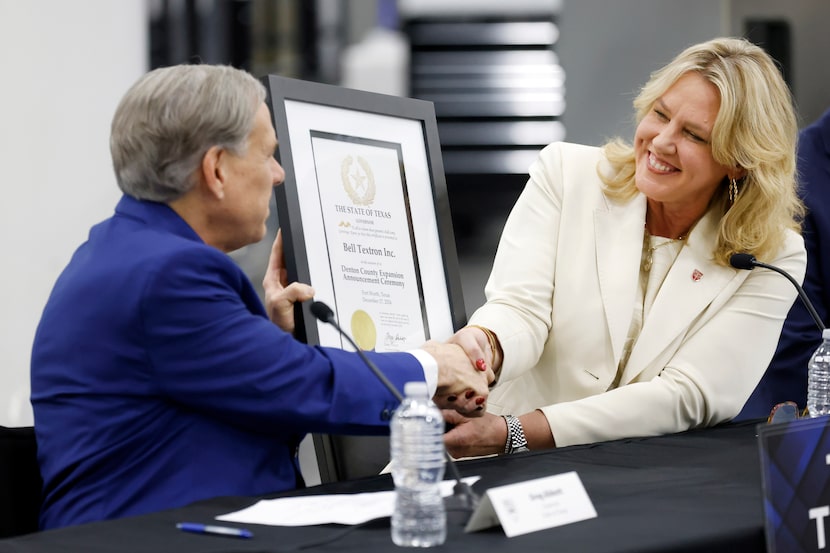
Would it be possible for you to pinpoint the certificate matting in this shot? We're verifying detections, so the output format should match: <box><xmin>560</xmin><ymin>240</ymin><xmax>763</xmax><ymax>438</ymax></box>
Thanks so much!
<box><xmin>262</xmin><ymin>74</ymin><xmax>466</xmax><ymax>352</ymax></box>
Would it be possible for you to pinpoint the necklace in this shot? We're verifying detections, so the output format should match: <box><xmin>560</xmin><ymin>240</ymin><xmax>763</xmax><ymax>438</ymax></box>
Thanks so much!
<box><xmin>641</xmin><ymin>228</ymin><xmax>685</xmax><ymax>272</ymax></box>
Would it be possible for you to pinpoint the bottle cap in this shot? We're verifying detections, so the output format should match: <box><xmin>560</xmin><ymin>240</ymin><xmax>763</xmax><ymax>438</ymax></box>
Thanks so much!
<box><xmin>403</xmin><ymin>381</ymin><xmax>429</xmax><ymax>397</ymax></box>
<box><xmin>823</xmin><ymin>328</ymin><xmax>830</xmax><ymax>340</ymax></box>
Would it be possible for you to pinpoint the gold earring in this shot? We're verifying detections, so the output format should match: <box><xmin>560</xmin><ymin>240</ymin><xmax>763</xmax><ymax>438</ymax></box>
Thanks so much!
<box><xmin>729</xmin><ymin>178</ymin><xmax>739</xmax><ymax>204</ymax></box>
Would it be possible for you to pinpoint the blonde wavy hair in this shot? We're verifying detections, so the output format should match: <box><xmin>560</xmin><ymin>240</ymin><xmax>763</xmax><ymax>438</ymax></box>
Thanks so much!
<box><xmin>600</xmin><ymin>37</ymin><xmax>803</xmax><ymax>265</ymax></box>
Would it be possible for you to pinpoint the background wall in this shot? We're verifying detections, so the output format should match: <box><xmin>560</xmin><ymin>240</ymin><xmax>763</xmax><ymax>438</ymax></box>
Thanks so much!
<box><xmin>0</xmin><ymin>1</ymin><xmax>148</xmax><ymax>426</ymax></box>
<box><xmin>558</xmin><ymin>0</ymin><xmax>829</xmax><ymax>147</ymax></box>
<box><xmin>730</xmin><ymin>0</ymin><xmax>829</xmax><ymax>127</ymax></box>
<box><xmin>558</xmin><ymin>0</ymin><xmax>726</xmax><ymax>147</ymax></box>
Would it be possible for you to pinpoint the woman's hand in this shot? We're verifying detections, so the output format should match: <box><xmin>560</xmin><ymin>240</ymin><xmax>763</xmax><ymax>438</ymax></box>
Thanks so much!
<box><xmin>421</xmin><ymin>341</ymin><xmax>494</xmax><ymax>417</ymax></box>
<box><xmin>447</xmin><ymin>325</ymin><xmax>501</xmax><ymax>376</ymax></box>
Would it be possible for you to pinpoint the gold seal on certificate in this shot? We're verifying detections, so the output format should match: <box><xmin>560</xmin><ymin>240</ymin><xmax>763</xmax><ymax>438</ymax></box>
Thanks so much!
<box><xmin>341</xmin><ymin>155</ymin><xmax>376</xmax><ymax>206</ymax></box>
<box><xmin>350</xmin><ymin>309</ymin><xmax>377</xmax><ymax>351</ymax></box>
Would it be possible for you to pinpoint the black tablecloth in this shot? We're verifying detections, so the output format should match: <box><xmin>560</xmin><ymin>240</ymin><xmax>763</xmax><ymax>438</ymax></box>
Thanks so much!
<box><xmin>0</xmin><ymin>420</ymin><xmax>766</xmax><ymax>553</ymax></box>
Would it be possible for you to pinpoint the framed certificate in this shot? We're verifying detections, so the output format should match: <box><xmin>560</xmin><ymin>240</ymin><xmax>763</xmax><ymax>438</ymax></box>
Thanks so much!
<box><xmin>262</xmin><ymin>74</ymin><xmax>466</xmax><ymax>353</ymax></box>
<box><xmin>262</xmin><ymin>75</ymin><xmax>467</xmax><ymax>483</ymax></box>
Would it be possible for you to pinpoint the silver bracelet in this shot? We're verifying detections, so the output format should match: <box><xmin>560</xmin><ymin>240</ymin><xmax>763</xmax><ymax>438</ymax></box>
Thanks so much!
<box><xmin>502</xmin><ymin>414</ymin><xmax>529</xmax><ymax>454</ymax></box>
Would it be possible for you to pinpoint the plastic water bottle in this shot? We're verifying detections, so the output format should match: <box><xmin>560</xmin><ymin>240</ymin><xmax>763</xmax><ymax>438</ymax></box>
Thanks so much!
<box><xmin>807</xmin><ymin>329</ymin><xmax>830</xmax><ymax>417</ymax></box>
<box><xmin>390</xmin><ymin>381</ymin><xmax>446</xmax><ymax>547</ymax></box>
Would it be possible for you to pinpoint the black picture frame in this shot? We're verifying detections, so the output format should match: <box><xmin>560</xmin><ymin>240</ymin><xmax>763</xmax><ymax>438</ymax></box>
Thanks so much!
<box><xmin>261</xmin><ymin>74</ymin><xmax>467</xmax><ymax>482</ymax></box>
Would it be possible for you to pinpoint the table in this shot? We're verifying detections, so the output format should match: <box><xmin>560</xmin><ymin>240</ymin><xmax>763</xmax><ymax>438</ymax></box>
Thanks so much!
<box><xmin>0</xmin><ymin>420</ymin><xmax>767</xmax><ymax>553</ymax></box>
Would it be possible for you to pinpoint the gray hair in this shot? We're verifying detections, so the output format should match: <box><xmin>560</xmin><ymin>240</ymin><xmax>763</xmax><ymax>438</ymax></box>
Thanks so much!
<box><xmin>110</xmin><ymin>64</ymin><xmax>266</xmax><ymax>202</ymax></box>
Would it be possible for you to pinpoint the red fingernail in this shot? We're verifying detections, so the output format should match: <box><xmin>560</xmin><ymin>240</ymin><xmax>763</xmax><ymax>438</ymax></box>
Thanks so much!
<box><xmin>475</xmin><ymin>397</ymin><xmax>485</xmax><ymax>405</ymax></box>
<box><xmin>465</xmin><ymin>390</ymin><xmax>475</xmax><ymax>399</ymax></box>
<box><xmin>475</xmin><ymin>358</ymin><xmax>487</xmax><ymax>371</ymax></box>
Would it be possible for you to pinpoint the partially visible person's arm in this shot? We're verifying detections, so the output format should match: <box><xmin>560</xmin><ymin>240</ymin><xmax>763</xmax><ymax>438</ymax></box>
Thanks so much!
<box><xmin>737</xmin><ymin>114</ymin><xmax>830</xmax><ymax>420</ymax></box>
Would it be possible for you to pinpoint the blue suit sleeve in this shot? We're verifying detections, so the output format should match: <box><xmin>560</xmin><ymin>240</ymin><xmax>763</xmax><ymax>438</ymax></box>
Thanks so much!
<box><xmin>141</xmin><ymin>246</ymin><xmax>423</xmax><ymax>434</ymax></box>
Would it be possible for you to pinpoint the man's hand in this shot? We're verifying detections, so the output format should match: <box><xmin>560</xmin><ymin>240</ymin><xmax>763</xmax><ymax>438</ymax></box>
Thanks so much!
<box><xmin>421</xmin><ymin>341</ymin><xmax>493</xmax><ymax>417</ymax></box>
<box><xmin>263</xmin><ymin>229</ymin><xmax>314</xmax><ymax>333</ymax></box>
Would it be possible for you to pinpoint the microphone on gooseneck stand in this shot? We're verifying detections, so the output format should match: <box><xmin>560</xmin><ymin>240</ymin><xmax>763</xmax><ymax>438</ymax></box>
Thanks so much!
<box><xmin>309</xmin><ymin>300</ymin><xmax>480</xmax><ymax>516</ymax></box>
<box><xmin>310</xmin><ymin>300</ymin><xmax>404</xmax><ymax>402</ymax></box>
<box><xmin>729</xmin><ymin>253</ymin><xmax>825</xmax><ymax>332</ymax></box>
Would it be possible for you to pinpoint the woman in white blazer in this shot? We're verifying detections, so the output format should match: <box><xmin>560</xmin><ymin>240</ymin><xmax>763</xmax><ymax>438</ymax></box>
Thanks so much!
<box><xmin>444</xmin><ymin>37</ymin><xmax>806</xmax><ymax>457</ymax></box>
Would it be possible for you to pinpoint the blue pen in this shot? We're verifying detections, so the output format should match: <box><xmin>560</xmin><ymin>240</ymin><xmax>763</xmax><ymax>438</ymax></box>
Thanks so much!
<box><xmin>176</xmin><ymin>522</ymin><xmax>253</xmax><ymax>539</ymax></box>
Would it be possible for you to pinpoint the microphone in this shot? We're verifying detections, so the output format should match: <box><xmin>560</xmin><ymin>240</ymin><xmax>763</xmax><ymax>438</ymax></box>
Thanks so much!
<box><xmin>310</xmin><ymin>301</ymin><xmax>405</xmax><ymax>402</ymax></box>
<box><xmin>729</xmin><ymin>253</ymin><xmax>825</xmax><ymax>331</ymax></box>
<box><xmin>310</xmin><ymin>300</ymin><xmax>480</xmax><ymax>516</ymax></box>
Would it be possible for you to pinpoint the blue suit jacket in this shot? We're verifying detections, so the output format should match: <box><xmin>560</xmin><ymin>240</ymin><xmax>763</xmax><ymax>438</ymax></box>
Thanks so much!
<box><xmin>738</xmin><ymin>109</ymin><xmax>830</xmax><ymax>419</ymax></box>
<box><xmin>31</xmin><ymin>195</ymin><xmax>424</xmax><ymax>529</ymax></box>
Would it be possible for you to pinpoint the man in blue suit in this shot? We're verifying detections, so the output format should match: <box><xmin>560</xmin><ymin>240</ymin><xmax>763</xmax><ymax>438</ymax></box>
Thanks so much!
<box><xmin>738</xmin><ymin>108</ymin><xmax>830</xmax><ymax>419</ymax></box>
<box><xmin>30</xmin><ymin>64</ymin><xmax>492</xmax><ymax>530</ymax></box>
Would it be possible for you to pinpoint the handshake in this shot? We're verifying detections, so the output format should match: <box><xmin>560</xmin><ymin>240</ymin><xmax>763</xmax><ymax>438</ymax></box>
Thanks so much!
<box><xmin>264</xmin><ymin>233</ymin><xmax>498</xmax><ymax>417</ymax></box>
<box><xmin>422</xmin><ymin>325</ymin><xmax>500</xmax><ymax>417</ymax></box>
<box><xmin>264</xmin><ymin>232</ymin><xmax>497</xmax><ymax>417</ymax></box>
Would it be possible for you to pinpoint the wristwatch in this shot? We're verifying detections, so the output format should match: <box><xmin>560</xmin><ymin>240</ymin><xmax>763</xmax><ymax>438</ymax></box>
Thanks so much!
<box><xmin>502</xmin><ymin>414</ymin><xmax>529</xmax><ymax>454</ymax></box>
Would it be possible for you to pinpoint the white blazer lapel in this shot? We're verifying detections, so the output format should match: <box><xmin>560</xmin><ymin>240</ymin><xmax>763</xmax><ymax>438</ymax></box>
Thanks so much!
<box><xmin>621</xmin><ymin>209</ymin><xmax>734</xmax><ymax>383</ymax></box>
<box><xmin>595</xmin><ymin>194</ymin><xmax>647</xmax><ymax>369</ymax></box>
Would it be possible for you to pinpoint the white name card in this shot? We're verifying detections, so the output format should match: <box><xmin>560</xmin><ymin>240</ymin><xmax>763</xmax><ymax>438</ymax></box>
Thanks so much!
<box><xmin>464</xmin><ymin>471</ymin><xmax>597</xmax><ymax>537</ymax></box>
